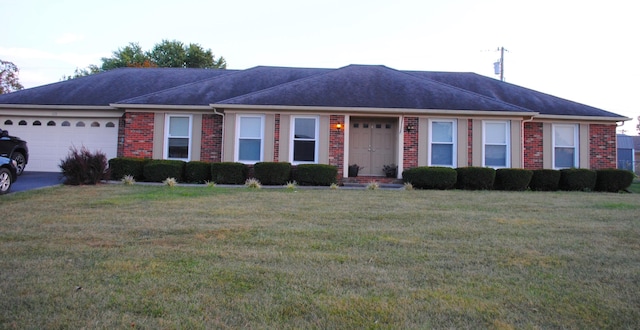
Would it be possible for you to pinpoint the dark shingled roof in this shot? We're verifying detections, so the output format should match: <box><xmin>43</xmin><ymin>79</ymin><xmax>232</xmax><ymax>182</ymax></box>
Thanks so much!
<box><xmin>118</xmin><ymin>66</ymin><xmax>332</xmax><ymax>105</ymax></box>
<box><xmin>407</xmin><ymin>71</ymin><xmax>623</xmax><ymax>117</ymax></box>
<box><xmin>218</xmin><ymin>65</ymin><xmax>531</xmax><ymax>112</ymax></box>
<box><xmin>0</xmin><ymin>68</ymin><xmax>234</xmax><ymax>106</ymax></box>
<box><xmin>0</xmin><ymin>64</ymin><xmax>626</xmax><ymax>119</ymax></box>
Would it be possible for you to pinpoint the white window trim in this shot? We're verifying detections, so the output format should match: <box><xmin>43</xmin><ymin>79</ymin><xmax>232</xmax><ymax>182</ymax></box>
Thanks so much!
<box><xmin>428</xmin><ymin>119</ymin><xmax>457</xmax><ymax>167</ymax></box>
<box><xmin>164</xmin><ymin>114</ymin><xmax>192</xmax><ymax>161</ymax></box>
<box><xmin>290</xmin><ymin>115</ymin><xmax>319</xmax><ymax>165</ymax></box>
<box><xmin>482</xmin><ymin>120</ymin><xmax>511</xmax><ymax>168</ymax></box>
<box><xmin>235</xmin><ymin>114</ymin><xmax>264</xmax><ymax>164</ymax></box>
<box><xmin>552</xmin><ymin>124</ymin><xmax>579</xmax><ymax>169</ymax></box>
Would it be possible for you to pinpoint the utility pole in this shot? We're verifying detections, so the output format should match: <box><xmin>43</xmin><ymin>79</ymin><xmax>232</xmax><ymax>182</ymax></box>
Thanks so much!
<box><xmin>493</xmin><ymin>47</ymin><xmax>507</xmax><ymax>81</ymax></box>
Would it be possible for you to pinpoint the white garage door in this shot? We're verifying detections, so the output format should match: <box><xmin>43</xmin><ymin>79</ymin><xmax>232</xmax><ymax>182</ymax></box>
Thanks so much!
<box><xmin>1</xmin><ymin>117</ymin><xmax>119</xmax><ymax>172</ymax></box>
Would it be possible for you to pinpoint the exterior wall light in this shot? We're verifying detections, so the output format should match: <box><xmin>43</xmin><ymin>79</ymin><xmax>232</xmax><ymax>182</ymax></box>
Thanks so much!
<box><xmin>336</xmin><ymin>123</ymin><xmax>343</xmax><ymax>130</ymax></box>
<box><xmin>405</xmin><ymin>124</ymin><xmax>415</xmax><ymax>132</ymax></box>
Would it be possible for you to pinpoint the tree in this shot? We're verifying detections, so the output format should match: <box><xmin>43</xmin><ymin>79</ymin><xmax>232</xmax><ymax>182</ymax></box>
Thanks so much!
<box><xmin>0</xmin><ymin>60</ymin><xmax>24</xmax><ymax>94</ymax></box>
<box><xmin>101</xmin><ymin>42</ymin><xmax>151</xmax><ymax>70</ymax></box>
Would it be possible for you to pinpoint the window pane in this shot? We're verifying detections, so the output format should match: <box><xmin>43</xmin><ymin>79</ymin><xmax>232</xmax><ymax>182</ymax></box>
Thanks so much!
<box><xmin>239</xmin><ymin>139</ymin><xmax>261</xmax><ymax>161</ymax></box>
<box><xmin>169</xmin><ymin>117</ymin><xmax>189</xmax><ymax>136</ymax></box>
<box><xmin>294</xmin><ymin>118</ymin><xmax>315</xmax><ymax>139</ymax></box>
<box><xmin>431</xmin><ymin>144</ymin><xmax>453</xmax><ymax>166</ymax></box>
<box><xmin>294</xmin><ymin>140</ymin><xmax>315</xmax><ymax>162</ymax></box>
<box><xmin>485</xmin><ymin>145</ymin><xmax>507</xmax><ymax>167</ymax></box>
<box><xmin>168</xmin><ymin>138</ymin><xmax>189</xmax><ymax>158</ymax></box>
<box><xmin>555</xmin><ymin>126</ymin><xmax>575</xmax><ymax>146</ymax></box>
<box><xmin>485</xmin><ymin>122</ymin><xmax>506</xmax><ymax>144</ymax></box>
<box><xmin>432</xmin><ymin>122</ymin><xmax>453</xmax><ymax>143</ymax></box>
<box><xmin>555</xmin><ymin>147</ymin><xmax>575</xmax><ymax>168</ymax></box>
<box><xmin>240</xmin><ymin>117</ymin><xmax>261</xmax><ymax>138</ymax></box>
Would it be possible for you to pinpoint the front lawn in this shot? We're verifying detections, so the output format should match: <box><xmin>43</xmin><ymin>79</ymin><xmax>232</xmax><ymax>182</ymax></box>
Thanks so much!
<box><xmin>1</xmin><ymin>185</ymin><xmax>639</xmax><ymax>328</ymax></box>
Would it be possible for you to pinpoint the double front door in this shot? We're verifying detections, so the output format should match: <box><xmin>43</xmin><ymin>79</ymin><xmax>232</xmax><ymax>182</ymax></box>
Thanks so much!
<box><xmin>349</xmin><ymin>118</ymin><xmax>397</xmax><ymax>176</ymax></box>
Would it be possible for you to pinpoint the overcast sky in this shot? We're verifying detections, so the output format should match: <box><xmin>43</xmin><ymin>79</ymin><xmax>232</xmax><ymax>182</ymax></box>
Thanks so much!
<box><xmin>3</xmin><ymin>0</ymin><xmax>638</xmax><ymax>134</ymax></box>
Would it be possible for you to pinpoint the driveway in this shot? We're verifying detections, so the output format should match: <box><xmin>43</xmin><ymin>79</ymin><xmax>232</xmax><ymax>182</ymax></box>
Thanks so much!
<box><xmin>10</xmin><ymin>171</ymin><xmax>64</xmax><ymax>193</ymax></box>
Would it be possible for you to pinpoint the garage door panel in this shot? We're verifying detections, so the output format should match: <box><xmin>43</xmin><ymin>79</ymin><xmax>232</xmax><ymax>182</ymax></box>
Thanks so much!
<box><xmin>1</xmin><ymin>117</ymin><xmax>119</xmax><ymax>172</ymax></box>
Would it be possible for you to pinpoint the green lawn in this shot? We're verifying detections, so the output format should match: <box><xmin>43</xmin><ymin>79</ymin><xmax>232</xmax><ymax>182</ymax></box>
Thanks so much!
<box><xmin>1</xmin><ymin>184</ymin><xmax>639</xmax><ymax>329</ymax></box>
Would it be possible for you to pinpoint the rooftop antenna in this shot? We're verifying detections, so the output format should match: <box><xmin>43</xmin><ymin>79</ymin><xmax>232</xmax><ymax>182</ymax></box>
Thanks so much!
<box><xmin>493</xmin><ymin>47</ymin><xmax>507</xmax><ymax>81</ymax></box>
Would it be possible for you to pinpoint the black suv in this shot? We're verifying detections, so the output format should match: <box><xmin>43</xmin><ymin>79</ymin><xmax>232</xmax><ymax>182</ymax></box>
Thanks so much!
<box><xmin>0</xmin><ymin>129</ymin><xmax>28</xmax><ymax>175</ymax></box>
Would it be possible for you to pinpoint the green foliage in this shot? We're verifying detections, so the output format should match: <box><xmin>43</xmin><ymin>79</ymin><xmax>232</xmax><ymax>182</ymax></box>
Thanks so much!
<box><xmin>211</xmin><ymin>162</ymin><xmax>248</xmax><ymax>184</ymax></box>
<box><xmin>293</xmin><ymin>164</ymin><xmax>338</xmax><ymax>186</ymax></box>
<box><xmin>529</xmin><ymin>169</ymin><xmax>561</xmax><ymax>191</ymax></box>
<box><xmin>253</xmin><ymin>162</ymin><xmax>291</xmax><ymax>185</ymax></box>
<box><xmin>594</xmin><ymin>169</ymin><xmax>635</xmax><ymax>192</ymax></box>
<box><xmin>143</xmin><ymin>160</ymin><xmax>186</xmax><ymax>182</ymax></box>
<box><xmin>59</xmin><ymin>146</ymin><xmax>109</xmax><ymax>185</ymax></box>
<box><xmin>402</xmin><ymin>166</ymin><xmax>457</xmax><ymax>190</ymax></box>
<box><xmin>184</xmin><ymin>161</ymin><xmax>211</xmax><ymax>183</ymax></box>
<box><xmin>494</xmin><ymin>168</ymin><xmax>533</xmax><ymax>191</ymax></box>
<box><xmin>108</xmin><ymin>157</ymin><xmax>150</xmax><ymax>181</ymax></box>
<box><xmin>455</xmin><ymin>167</ymin><xmax>496</xmax><ymax>190</ymax></box>
<box><xmin>559</xmin><ymin>168</ymin><xmax>597</xmax><ymax>191</ymax></box>
<box><xmin>0</xmin><ymin>59</ymin><xmax>23</xmax><ymax>94</ymax></box>
<box><xmin>101</xmin><ymin>42</ymin><xmax>150</xmax><ymax>70</ymax></box>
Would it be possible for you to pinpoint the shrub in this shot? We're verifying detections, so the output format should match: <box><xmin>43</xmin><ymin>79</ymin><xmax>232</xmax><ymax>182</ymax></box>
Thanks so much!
<box><xmin>559</xmin><ymin>168</ymin><xmax>597</xmax><ymax>191</ymax></box>
<box><xmin>455</xmin><ymin>167</ymin><xmax>496</xmax><ymax>190</ymax></box>
<box><xmin>163</xmin><ymin>177</ymin><xmax>178</xmax><ymax>187</ymax></box>
<box><xmin>59</xmin><ymin>146</ymin><xmax>110</xmax><ymax>185</ymax></box>
<box><xmin>108</xmin><ymin>157</ymin><xmax>149</xmax><ymax>181</ymax></box>
<box><xmin>402</xmin><ymin>166</ymin><xmax>457</xmax><ymax>190</ymax></box>
<box><xmin>143</xmin><ymin>160</ymin><xmax>186</xmax><ymax>182</ymax></box>
<box><xmin>211</xmin><ymin>162</ymin><xmax>248</xmax><ymax>184</ymax></box>
<box><xmin>253</xmin><ymin>162</ymin><xmax>292</xmax><ymax>185</ymax></box>
<box><xmin>185</xmin><ymin>161</ymin><xmax>211</xmax><ymax>183</ymax></box>
<box><xmin>293</xmin><ymin>164</ymin><xmax>338</xmax><ymax>186</ymax></box>
<box><xmin>366</xmin><ymin>181</ymin><xmax>380</xmax><ymax>190</ymax></box>
<box><xmin>494</xmin><ymin>168</ymin><xmax>533</xmax><ymax>191</ymax></box>
<box><xmin>529</xmin><ymin>169</ymin><xmax>561</xmax><ymax>191</ymax></box>
<box><xmin>245</xmin><ymin>178</ymin><xmax>262</xmax><ymax>189</ymax></box>
<box><xmin>594</xmin><ymin>169</ymin><xmax>635</xmax><ymax>192</ymax></box>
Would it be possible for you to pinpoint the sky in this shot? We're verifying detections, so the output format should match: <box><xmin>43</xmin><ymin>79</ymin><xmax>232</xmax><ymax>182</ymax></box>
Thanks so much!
<box><xmin>3</xmin><ymin>0</ymin><xmax>639</xmax><ymax>134</ymax></box>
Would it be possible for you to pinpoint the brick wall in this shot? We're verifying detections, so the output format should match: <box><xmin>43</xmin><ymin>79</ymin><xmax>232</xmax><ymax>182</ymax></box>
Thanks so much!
<box><xmin>524</xmin><ymin>122</ymin><xmax>543</xmax><ymax>169</ymax></box>
<box><xmin>467</xmin><ymin>119</ymin><xmax>473</xmax><ymax>166</ymax></box>
<box><xmin>589</xmin><ymin>123</ymin><xmax>617</xmax><ymax>169</ymax></box>
<box><xmin>121</xmin><ymin>112</ymin><xmax>154</xmax><ymax>158</ymax></box>
<box><xmin>329</xmin><ymin>115</ymin><xmax>345</xmax><ymax>177</ymax></box>
<box><xmin>273</xmin><ymin>114</ymin><xmax>280</xmax><ymax>162</ymax></box>
<box><xmin>403</xmin><ymin>117</ymin><xmax>418</xmax><ymax>169</ymax></box>
<box><xmin>201</xmin><ymin>114</ymin><xmax>223</xmax><ymax>162</ymax></box>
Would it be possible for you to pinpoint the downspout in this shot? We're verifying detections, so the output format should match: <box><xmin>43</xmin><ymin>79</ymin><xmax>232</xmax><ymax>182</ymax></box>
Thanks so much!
<box><xmin>212</xmin><ymin>108</ymin><xmax>225</xmax><ymax>162</ymax></box>
<box><xmin>521</xmin><ymin>116</ymin><xmax>535</xmax><ymax>169</ymax></box>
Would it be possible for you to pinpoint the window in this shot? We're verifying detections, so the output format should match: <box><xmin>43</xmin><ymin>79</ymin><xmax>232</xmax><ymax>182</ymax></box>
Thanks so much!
<box><xmin>61</xmin><ymin>121</ymin><xmax>71</xmax><ymax>127</ymax></box>
<box><xmin>106</xmin><ymin>122</ymin><xmax>115</xmax><ymax>128</ymax></box>
<box><xmin>236</xmin><ymin>115</ymin><xmax>263</xmax><ymax>163</ymax></box>
<box><xmin>33</xmin><ymin>120</ymin><xmax>41</xmax><ymax>126</ymax></box>
<box><xmin>291</xmin><ymin>116</ymin><xmax>318</xmax><ymax>164</ymax></box>
<box><xmin>47</xmin><ymin>121</ymin><xmax>56</xmax><ymax>126</ymax></box>
<box><xmin>553</xmin><ymin>124</ymin><xmax>579</xmax><ymax>168</ymax></box>
<box><xmin>18</xmin><ymin>120</ymin><xmax>27</xmax><ymax>126</ymax></box>
<box><xmin>429</xmin><ymin>119</ymin><xmax>457</xmax><ymax>167</ymax></box>
<box><xmin>91</xmin><ymin>121</ymin><xmax>100</xmax><ymax>127</ymax></box>
<box><xmin>76</xmin><ymin>121</ymin><xmax>85</xmax><ymax>127</ymax></box>
<box><xmin>4</xmin><ymin>120</ymin><xmax>12</xmax><ymax>125</ymax></box>
<box><xmin>165</xmin><ymin>115</ymin><xmax>192</xmax><ymax>161</ymax></box>
<box><xmin>483</xmin><ymin>121</ymin><xmax>510</xmax><ymax>168</ymax></box>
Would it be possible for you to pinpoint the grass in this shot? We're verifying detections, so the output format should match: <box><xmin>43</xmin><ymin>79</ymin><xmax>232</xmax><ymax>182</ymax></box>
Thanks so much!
<box><xmin>1</xmin><ymin>184</ymin><xmax>639</xmax><ymax>328</ymax></box>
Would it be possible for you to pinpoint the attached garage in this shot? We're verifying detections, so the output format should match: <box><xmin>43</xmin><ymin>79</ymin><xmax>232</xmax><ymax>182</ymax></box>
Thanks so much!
<box><xmin>0</xmin><ymin>109</ymin><xmax>121</xmax><ymax>172</ymax></box>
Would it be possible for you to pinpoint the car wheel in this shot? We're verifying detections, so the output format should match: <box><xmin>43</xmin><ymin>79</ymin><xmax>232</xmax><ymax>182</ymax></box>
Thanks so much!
<box><xmin>12</xmin><ymin>152</ymin><xmax>26</xmax><ymax>176</ymax></box>
<box><xmin>0</xmin><ymin>168</ymin><xmax>12</xmax><ymax>194</ymax></box>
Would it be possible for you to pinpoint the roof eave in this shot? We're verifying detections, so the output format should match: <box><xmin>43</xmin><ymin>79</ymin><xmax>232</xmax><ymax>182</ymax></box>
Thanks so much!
<box><xmin>110</xmin><ymin>103</ymin><xmax>213</xmax><ymax>111</ymax></box>
<box><xmin>210</xmin><ymin>103</ymin><xmax>537</xmax><ymax>116</ymax></box>
<box><xmin>535</xmin><ymin>114</ymin><xmax>631</xmax><ymax>122</ymax></box>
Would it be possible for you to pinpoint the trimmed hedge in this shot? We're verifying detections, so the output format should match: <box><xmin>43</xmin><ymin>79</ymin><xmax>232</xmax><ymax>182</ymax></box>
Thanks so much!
<box><xmin>108</xmin><ymin>157</ymin><xmax>150</xmax><ymax>181</ymax></box>
<box><xmin>143</xmin><ymin>160</ymin><xmax>186</xmax><ymax>182</ymax></box>
<box><xmin>494</xmin><ymin>168</ymin><xmax>533</xmax><ymax>191</ymax></box>
<box><xmin>254</xmin><ymin>162</ymin><xmax>292</xmax><ymax>185</ymax></box>
<box><xmin>293</xmin><ymin>164</ymin><xmax>337</xmax><ymax>186</ymax></box>
<box><xmin>211</xmin><ymin>162</ymin><xmax>248</xmax><ymax>184</ymax></box>
<box><xmin>455</xmin><ymin>167</ymin><xmax>496</xmax><ymax>190</ymax></box>
<box><xmin>402</xmin><ymin>166</ymin><xmax>457</xmax><ymax>190</ymax></box>
<box><xmin>529</xmin><ymin>169</ymin><xmax>561</xmax><ymax>191</ymax></box>
<box><xmin>185</xmin><ymin>161</ymin><xmax>212</xmax><ymax>183</ymax></box>
<box><xmin>594</xmin><ymin>169</ymin><xmax>635</xmax><ymax>192</ymax></box>
<box><xmin>559</xmin><ymin>168</ymin><xmax>596</xmax><ymax>191</ymax></box>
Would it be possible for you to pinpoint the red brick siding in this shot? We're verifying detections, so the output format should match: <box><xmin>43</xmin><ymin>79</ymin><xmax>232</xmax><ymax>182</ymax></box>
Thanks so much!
<box><xmin>274</xmin><ymin>114</ymin><xmax>280</xmax><ymax>162</ymax></box>
<box><xmin>201</xmin><ymin>114</ymin><xmax>223</xmax><ymax>162</ymax></box>
<box><xmin>122</xmin><ymin>112</ymin><xmax>154</xmax><ymax>159</ymax></box>
<box><xmin>467</xmin><ymin>119</ymin><xmax>473</xmax><ymax>166</ymax></box>
<box><xmin>589</xmin><ymin>124</ymin><xmax>617</xmax><ymax>169</ymax></box>
<box><xmin>524</xmin><ymin>122</ymin><xmax>543</xmax><ymax>169</ymax></box>
<box><xmin>329</xmin><ymin>115</ymin><xmax>345</xmax><ymax>177</ymax></box>
<box><xmin>403</xmin><ymin>117</ymin><xmax>418</xmax><ymax>169</ymax></box>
